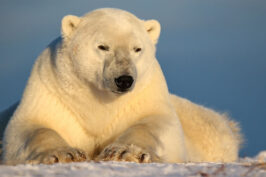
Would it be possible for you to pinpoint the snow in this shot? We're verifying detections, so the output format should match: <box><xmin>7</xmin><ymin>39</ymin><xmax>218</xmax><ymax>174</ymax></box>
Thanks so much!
<box><xmin>0</xmin><ymin>153</ymin><xmax>265</xmax><ymax>177</ymax></box>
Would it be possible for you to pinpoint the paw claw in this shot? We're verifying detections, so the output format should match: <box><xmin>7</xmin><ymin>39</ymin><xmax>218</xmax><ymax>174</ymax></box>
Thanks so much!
<box><xmin>66</xmin><ymin>152</ymin><xmax>74</xmax><ymax>161</ymax></box>
<box><xmin>77</xmin><ymin>151</ymin><xmax>87</xmax><ymax>160</ymax></box>
<box><xmin>140</xmin><ymin>154</ymin><xmax>146</xmax><ymax>162</ymax></box>
<box><xmin>27</xmin><ymin>147</ymin><xmax>89</xmax><ymax>164</ymax></box>
<box><xmin>118</xmin><ymin>150</ymin><xmax>127</xmax><ymax>160</ymax></box>
<box><xmin>50</xmin><ymin>155</ymin><xmax>59</xmax><ymax>163</ymax></box>
<box><xmin>96</xmin><ymin>144</ymin><xmax>153</xmax><ymax>163</ymax></box>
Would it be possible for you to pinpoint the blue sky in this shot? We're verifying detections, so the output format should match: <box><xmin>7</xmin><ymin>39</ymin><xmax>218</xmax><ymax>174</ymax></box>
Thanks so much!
<box><xmin>0</xmin><ymin>0</ymin><xmax>266</xmax><ymax>156</ymax></box>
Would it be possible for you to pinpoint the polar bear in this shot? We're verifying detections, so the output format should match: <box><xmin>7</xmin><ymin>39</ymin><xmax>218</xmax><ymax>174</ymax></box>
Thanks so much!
<box><xmin>1</xmin><ymin>8</ymin><xmax>242</xmax><ymax>165</ymax></box>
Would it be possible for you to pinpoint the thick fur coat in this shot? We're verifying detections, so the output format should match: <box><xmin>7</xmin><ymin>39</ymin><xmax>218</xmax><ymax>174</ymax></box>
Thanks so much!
<box><xmin>1</xmin><ymin>8</ymin><xmax>242</xmax><ymax>165</ymax></box>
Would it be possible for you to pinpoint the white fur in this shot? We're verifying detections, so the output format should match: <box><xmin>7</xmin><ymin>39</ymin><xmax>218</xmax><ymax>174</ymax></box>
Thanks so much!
<box><xmin>1</xmin><ymin>8</ymin><xmax>242</xmax><ymax>165</ymax></box>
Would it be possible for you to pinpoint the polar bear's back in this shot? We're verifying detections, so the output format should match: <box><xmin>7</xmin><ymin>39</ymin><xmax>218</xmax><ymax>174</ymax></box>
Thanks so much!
<box><xmin>170</xmin><ymin>94</ymin><xmax>243</xmax><ymax>162</ymax></box>
<box><xmin>0</xmin><ymin>102</ymin><xmax>19</xmax><ymax>157</ymax></box>
<box><xmin>0</xmin><ymin>103</ymin><xmax>18</xmax><ymax>139</ymax></box>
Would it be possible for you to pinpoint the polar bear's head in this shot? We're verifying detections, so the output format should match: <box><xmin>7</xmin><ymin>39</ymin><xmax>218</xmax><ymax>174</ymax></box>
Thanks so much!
<box><xmin>60</xmin><ymin>8</ymin><xmax>160</xmax><ymax>94</ymax></box>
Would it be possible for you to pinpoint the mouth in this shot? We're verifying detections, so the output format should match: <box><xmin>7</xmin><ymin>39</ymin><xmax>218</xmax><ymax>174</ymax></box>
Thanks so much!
<box><xmin>111</xmin><ymin>89</ymin><xmax>131</xmax><ymax>94</ymax></box>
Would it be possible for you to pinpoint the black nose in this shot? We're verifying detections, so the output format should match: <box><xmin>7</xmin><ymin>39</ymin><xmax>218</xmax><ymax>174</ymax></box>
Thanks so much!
<box><xmin>115</xmin><ymin>75</ymin><xmax>134</xmax><ymax>91</ymax></box>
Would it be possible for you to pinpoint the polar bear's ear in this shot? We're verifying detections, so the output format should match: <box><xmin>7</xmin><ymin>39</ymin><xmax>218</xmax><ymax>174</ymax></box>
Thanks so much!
<box><xmin>144</xmin><ymin>20</ymin><xmax>161</xmax><ymax>44</ymax></box>
<box><xmin>61</xmin><ymin>15</ymin><xmax>81</xmax><ymax>39</ymax></box>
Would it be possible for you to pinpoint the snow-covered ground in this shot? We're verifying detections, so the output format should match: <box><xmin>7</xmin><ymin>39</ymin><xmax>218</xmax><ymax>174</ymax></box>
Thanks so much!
<box><xmin>0</xmin><ymin>152</ymin><xmax>265</xmax><ymax>177</ymax></box>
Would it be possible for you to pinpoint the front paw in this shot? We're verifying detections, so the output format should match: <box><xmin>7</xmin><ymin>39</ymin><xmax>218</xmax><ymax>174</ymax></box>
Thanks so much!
<box><xmin>96</xmin><ymin>144</ymin><xmax>158</xmax><ymax>163</ymax></box>
<box><xmin>26</xmin><ymin>147</ymin><xmax>88</xmax><ymax>164</ymax></box>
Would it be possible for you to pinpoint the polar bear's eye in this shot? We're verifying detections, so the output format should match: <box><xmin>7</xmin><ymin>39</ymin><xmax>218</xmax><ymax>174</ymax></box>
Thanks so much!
<box><xmin>98</xmin><ymin>45</ymin><xmax>109</xmax><ymax>51</ymax></box>
<box><xmin>134</xmin><ymin>47</ymin><xmax>142</xmax><ymax>53</ymax></box>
